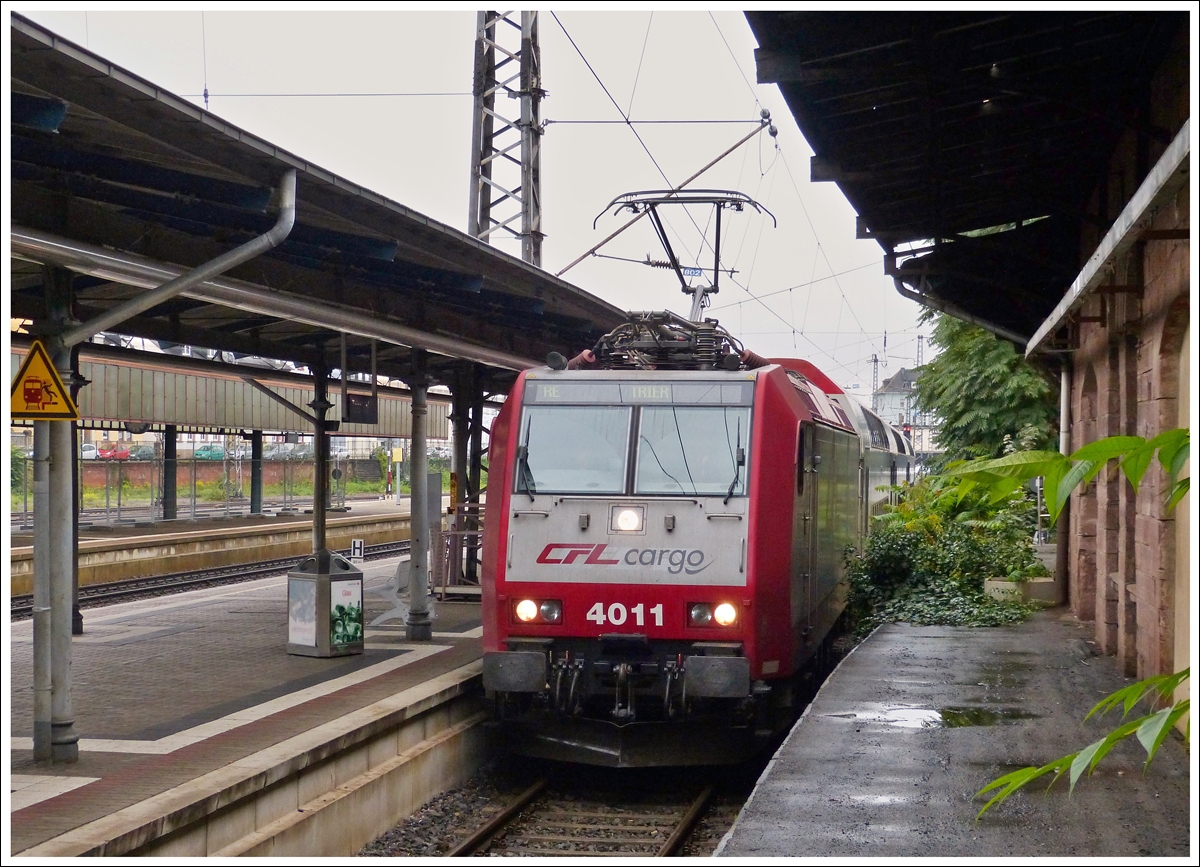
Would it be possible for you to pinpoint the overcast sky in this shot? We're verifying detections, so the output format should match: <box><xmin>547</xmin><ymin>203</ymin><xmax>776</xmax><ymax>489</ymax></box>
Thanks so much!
<box><xmin>13</xmin><ymin>5</ymin><xmax>930</xmax><ymax>397</ymax></box>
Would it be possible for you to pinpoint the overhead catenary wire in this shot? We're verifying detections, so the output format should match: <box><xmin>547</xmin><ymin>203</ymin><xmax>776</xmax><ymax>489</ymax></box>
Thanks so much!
<box><xmin>552</xmin><ymin>12</ymin><xmax>751</xmax><ymax>279</ymax></box>
<box><xmin>626</xmin><ymin>12</ymin><xmax>653</xmax><ymax>118</ymax></box>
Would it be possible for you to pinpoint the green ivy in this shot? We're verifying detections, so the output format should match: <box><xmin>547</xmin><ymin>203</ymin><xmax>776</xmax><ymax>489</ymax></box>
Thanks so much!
<box><xmin>845</xmin><ymin>476</ymin><xmax>1040</xmax><ymax>634</ymax></box>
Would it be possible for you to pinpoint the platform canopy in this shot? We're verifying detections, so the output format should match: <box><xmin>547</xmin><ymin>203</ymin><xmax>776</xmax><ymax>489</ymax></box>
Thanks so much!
<box><xmin>9</xmin><ymin>14</ymin><xmax>627</xmax><ymax>389</ymax></box>
<box><xmin>746</xmin><ymin>11</ymin><xmax>1186</xmax><ymax>344</ymax></box>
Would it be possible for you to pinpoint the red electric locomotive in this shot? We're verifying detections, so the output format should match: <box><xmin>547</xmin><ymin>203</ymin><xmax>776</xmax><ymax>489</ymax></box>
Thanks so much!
<box><xmin>481</xmin><ymin>313</ymin><xmax>911</xmax><ymax>766</ymax></box>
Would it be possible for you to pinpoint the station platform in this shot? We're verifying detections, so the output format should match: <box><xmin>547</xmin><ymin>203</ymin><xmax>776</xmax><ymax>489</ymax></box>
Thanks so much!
<box><xmin>8</xmin><ymin>552</ymin><xmax>485</xmax><ymax>856</ymax></box>
<box><xmin>717</xmin><ymin>609</ymin><xmax>1192</xmax><ymax>858</ymax></box>
<box><xmin>8</xmin><ymin>495</ymin><xmax>466</xmax><ymax>594</ymax></box>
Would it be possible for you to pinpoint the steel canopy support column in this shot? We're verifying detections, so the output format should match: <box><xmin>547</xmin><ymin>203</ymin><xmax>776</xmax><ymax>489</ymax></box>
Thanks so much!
<box><xmin>163</xmin><ymin>425</ymin><xmax>177</xmax><ymax>520</ymax></box>
<box><xmin>451</xmin><ymin>362</ymin><xmax>471</xmax><ymax>582</ymax></box>
<box><xmin>50</xmin><ymin>413</ymin><xmax>78</xmax><ymax>762</ymax></box>
<box><xmin>250</xmin><ymin>430</ymin><xmax>264</xmax><ymax>515</ymax></box>
<box><xmin>32</xmin><ymin>421</ymin><xmax>51</xmax><ymax>762</ymax></box>
<box><xmin>466</xmin><ymin>369</ymin><xmax>485</xmax><ymax>582</ymax></box>
<box><xmin>310</xmin><ymin>352</ymin><xmax>332</xmax><ymax>553</ymax></box>
<box><xmin>406</xmin><ymin>350</ymin><xmax>433</xmax><ymax>641</ymax></box>
<box><xmin>44</xmin><ymin>267</ymin><xmax>78</xmax><ymax>762</ymax></box>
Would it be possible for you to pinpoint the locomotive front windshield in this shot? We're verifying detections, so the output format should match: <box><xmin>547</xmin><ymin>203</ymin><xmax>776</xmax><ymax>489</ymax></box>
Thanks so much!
<box><xmin>636</xmin><ymin>406</ymin><xmax>749</xmax><ymax>496</ymax></box>
<box><xmin>516</xmin><ymin>380</ymin><xmax>752</xmax><ymax>497</ymax></box>
<box><xmin>518</xmin><ymin>406</ymin><xmax>631</xmax><ymax>494</ymax></box>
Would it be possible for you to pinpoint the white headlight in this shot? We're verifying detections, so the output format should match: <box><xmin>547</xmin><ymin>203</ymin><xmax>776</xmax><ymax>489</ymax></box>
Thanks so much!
<box><xmin>515</xmin><ymin>599</ymin><xmax>538</xmax><ymax>622</ymax></box>
<box><xmin>714</xmin><ymin>603</ymin><xmax>738</xmax><ymax>626</ymax></box>
<box><xmin>612</xmin><ymin>506</ymin><xmax>644</xmax><ymax>532</ymax></box>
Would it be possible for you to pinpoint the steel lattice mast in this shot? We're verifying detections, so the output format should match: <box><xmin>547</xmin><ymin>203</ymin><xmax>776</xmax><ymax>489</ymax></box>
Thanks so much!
<box><xmin>467</xmin><ymin>11</ymin><xmax>542</xmax><ymax>267</ymax></box>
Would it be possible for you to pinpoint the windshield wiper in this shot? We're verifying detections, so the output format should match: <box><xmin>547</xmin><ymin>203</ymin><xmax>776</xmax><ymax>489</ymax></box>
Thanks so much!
<box><xmin>516</xmin><ymin>420</ymin><xmax>536</xmax><ymax>502</ymax></box>
<box><xmin>724</xmin><ymin>417</ymin><xmax>745</xmax><ymax>505</ymax></box>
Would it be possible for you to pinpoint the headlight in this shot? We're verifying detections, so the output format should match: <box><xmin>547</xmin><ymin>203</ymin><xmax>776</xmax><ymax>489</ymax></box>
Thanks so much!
<box><xmin>688</xmin><ymin>601</ymin><xmax>737</xmax><ymax>628</ymax></box>
<box><xmin>611</xmin><ymin>505</ymin><xmax>645</xmax><ymax>532</ymax></box>
<box><xmin>512</xmin><ymin>598</ymin><xmax>563</xmax><ymax>625</ymax></box>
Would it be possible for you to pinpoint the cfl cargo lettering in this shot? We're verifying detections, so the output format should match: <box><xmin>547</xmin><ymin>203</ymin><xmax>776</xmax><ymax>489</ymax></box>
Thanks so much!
<box><xmin>535</xmin><ymin>543</ymin><xmax>711</xmax><ymax>575</ymax></box>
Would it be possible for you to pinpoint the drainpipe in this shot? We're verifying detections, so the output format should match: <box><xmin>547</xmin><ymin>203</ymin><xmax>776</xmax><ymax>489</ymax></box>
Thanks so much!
<box><xmin>1056</xmin><ymin>363</ymin><xmax>1071</xmax><ymax>600</ymax></box>
<box><xmin>891</xmin><ymin>276</ymin><xmax>1029</xmax><ymax>345</ymax></box>
<box><xmin>32</xmin><ymin>421</ymin><xmax>50</xmax><ymax>762</ymax></box>
<box><xmin>56</xmin><ymin>170</ymin><xmax>297</xmax><ymax>349</ymax></box>
<box><xmin>35</xmin><ymin>171</ymin><xmax>294</xmax><ymax>764</ymax></box>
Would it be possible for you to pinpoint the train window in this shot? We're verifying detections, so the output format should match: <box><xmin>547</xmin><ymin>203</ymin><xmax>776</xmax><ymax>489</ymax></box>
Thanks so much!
<box><xmin>864</xmin><ymin>412</ymin><xmax>888</xmax><ymax>449</ymax></box>
<box><xmin>797</xmin><ymin>423</ymin><xmax>813</xmax><ymax>495</ymax></box>
<box><xmin>517</xmin><ymin>406</ymin><xmax>631</xmax><ymax>494</ymax></box>
<box><xmin>634</xmin><ymin>406</ymin><xmax>751</xmax><ymax>497</ymax></box>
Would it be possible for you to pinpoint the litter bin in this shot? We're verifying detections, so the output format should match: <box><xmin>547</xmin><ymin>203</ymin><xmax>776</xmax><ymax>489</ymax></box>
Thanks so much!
<box><xmin>287</xmin><ymin>548</ymin><xmax>365</xmax><ymax>657</ymax></box>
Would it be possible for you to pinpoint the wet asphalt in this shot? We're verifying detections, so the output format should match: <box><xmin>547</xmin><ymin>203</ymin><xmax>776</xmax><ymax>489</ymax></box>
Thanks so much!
<box><xmin>717</xmin><ymin>610</ymin><xmax>1191</xmax><ymax>857</ymax></box>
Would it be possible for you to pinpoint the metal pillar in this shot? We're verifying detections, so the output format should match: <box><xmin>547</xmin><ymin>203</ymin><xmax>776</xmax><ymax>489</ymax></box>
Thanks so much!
<box><xmin>468</xmin><ymin>10</ymin><xmax>543</xmax><ymax>265</ymax></box>
<box><xmin>250</xmin><ymin>430</ymin><xmax>263</xmax><ymax>514</ymax></box>
<box><xmin>163</xmin><ymin>424</ymin><xmax>177</xmax><ymax>519</ymax></box>
<box><xmin>451</xmin><ymin>363</ymin><xmax>471</xmax><ymax>582</ymax></box>
<box><xmin>310</xmin><ymin>352</ymin><xmax>331</xmax><ymax>553</ymax></box>
<box><xmin>405</xmin><ymin>350</ymin><xmax>433</xmax><ymax>641</ymax></box>
<box><xmin>44</xmin><ymin>267</ymin><xmax>78</xmax><ymax>762</ymax></box>
<box><xmin>32</xmin><ymin>421</ymin><xmax>51</xmax><ymax>761</ymax></box>
<box><xmin>466</xmin><ymin>374</ymin><xmax>485</xmax><ymax>582</ymax></box>
<box><xmin>50</xmin><ymin>412</ymin><xmax>78</xmax><ymax>761</ymax></box>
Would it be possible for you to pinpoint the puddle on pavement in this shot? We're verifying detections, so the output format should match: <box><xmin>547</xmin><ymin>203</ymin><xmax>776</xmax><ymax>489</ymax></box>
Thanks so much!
<box><xmin>829</xmin><ymin>705</ymin><xmax>1037</xmax><ymax>728</ymax></box>
<box><xmin>938</xmin><ymin>706</ymin><xmax>1037</xmax><ymax>727</ymax></box>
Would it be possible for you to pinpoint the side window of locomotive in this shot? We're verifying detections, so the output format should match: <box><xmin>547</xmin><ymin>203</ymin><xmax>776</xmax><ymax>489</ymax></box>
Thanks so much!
<box><xmin>797</xmin><ymin>422</ymin><xmax>814</xmax><ymax>495</ymax></box>
<box><xmin>635</xmin><ymin>406</ymin><xmax>751</xmax><ymax>497</ymax></box>
<box><xmin>518</xmin><ymin>405</ymin><xmax>631</xmax><ymax>494</ymax></box>
<box><xmin>865</xmin><ymin>411</ymin><xmax>888</xmax><ymax>449</ymax></box>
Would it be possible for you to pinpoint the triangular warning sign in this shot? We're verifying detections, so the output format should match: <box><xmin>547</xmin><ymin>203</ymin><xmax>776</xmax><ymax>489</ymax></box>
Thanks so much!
<box><xmin>10</xmin><ymin>340</ymin><xmax>79</xmax><ymax>421</ymax></box>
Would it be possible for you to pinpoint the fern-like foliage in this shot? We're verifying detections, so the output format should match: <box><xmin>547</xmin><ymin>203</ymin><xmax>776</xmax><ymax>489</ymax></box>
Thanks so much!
<box><xmin>975</xmin><ymin>669</ymin><xmax>1190</xmax><ymax>818</ymax></box>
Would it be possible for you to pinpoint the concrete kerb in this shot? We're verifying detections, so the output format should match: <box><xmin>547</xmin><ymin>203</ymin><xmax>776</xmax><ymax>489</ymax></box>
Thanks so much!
<box><xmin>18</xmin><ymin>661</ymin><xmax>484</xmax><ymax>857</ymax></box>
<box><xmin>713</xmin><ymin>628</ymin><xmax>877</xmax><ymax>856</ymax></box>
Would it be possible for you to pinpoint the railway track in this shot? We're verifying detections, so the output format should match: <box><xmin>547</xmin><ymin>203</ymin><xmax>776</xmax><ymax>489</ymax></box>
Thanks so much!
<box><xmin>10</xmin><ymin>540</ymin><xmax>411</xmax><ymax>619</ymax></box>
<box><xmin>446</xmin><ymin>779</ymin><xmax>714</xmax><ymax>857</ymax></box>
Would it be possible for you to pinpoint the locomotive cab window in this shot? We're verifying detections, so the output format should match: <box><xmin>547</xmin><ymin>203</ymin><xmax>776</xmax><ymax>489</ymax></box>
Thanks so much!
<box><xmin>635</xmin><ymin>406</ymin><xmax>751</xmax><ymax>497</ymax></box>
<box><xmin>516</xmin><ymin>406</ymin><xmax>631</xmax><ymax>494</ymax></box>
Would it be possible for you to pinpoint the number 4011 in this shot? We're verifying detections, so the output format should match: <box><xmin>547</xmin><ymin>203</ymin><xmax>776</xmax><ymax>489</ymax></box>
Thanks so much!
<box><xmin>586</xmin><ymin>602</ymin><xmax>663</xmax><ymax>627</ymax></box>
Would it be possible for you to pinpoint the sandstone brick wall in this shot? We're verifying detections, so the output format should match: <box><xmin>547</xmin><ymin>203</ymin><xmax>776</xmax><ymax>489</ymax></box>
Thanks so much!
<box><xmin>1065</xmin><ymin>27</ymin><xmax>1189</xmax><ymax>680</ymax></box>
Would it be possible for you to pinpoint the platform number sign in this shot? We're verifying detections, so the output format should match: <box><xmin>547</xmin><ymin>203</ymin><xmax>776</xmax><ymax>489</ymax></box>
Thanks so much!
<box><xmin>350</xmin><ymin>539</ymin><xmax>365</xmax><ymax>563</ymax></box>
<box><xmin>10</xmin><ymin>340</ymin><xmax>79</xmax><ymax>421</ymax></box>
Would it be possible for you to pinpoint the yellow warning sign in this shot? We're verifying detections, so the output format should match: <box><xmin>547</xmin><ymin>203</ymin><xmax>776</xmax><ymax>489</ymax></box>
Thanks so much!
<box><xmin>10</xmin><ymin>340</ymin><xmax>78</xmax><ymax>421</ymax></box>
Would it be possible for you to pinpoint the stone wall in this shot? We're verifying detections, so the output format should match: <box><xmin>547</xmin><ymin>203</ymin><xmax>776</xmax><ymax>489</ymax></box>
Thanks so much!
<box><xmin>1066</xmin><ymin>27</ymin><xmax>1190</xmax><ymax>680</ymax></box>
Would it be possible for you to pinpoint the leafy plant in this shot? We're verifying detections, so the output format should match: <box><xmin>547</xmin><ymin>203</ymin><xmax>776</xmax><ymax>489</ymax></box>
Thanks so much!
<box><xmin>975</xmin><ymin>668</ymin><xmax>1190</xmax><ymax>818</ymax></box>
<box><xmin>943</xmin><ymin>428</ymin><xmax>1189</xmax><ymax>526</ymax></box>
<box><xmin>845</xmin><ymin>475</ymin><xmax>1041</xmax><ymax>633</ymax></box>
<box><xmin>949</xmin><ymin>429</ymin><xmax>1191</xmax><ymax>819</ymax></box>
<box><xmin>914</xmin><ymin>312</ymin><xmax>1059</xmax><ymax>465</ymax></box>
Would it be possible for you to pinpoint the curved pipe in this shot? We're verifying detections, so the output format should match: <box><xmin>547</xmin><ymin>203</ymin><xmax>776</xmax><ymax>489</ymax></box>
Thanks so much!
<box><xmin>891</xmin><ymin>276</ymin><xmax>1029</xmax><ymax>346</ymax></box>
<box><xmin>58</xmin><ymin>171</ymin><xmax>297</xmax><ymax>349</ymax></box>
<box><xmin>12</xmin><ymin>224</ymin><xmax>540</xmax><ymax>372</ymax></box>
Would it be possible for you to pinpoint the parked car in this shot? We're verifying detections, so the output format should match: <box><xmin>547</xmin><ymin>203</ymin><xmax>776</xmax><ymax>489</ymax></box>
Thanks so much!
<box><xmin>80</xmin><ymin>443</ymin><xmax>99</xmax><ymax>460</ymax></box>
<box><xmin>128</xmin><ymin>444</ymin><xmax>156</xmax><ymax>460</ymax></box>
<box><xmin>99</xmin><ymin>442</ymin><xmax>130</xmax><ymax>460</ymax></box>
<box><xmin>193</xmin><ymin>443</ymin><xmax>225</xmax><ymax>460</ymax></box>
